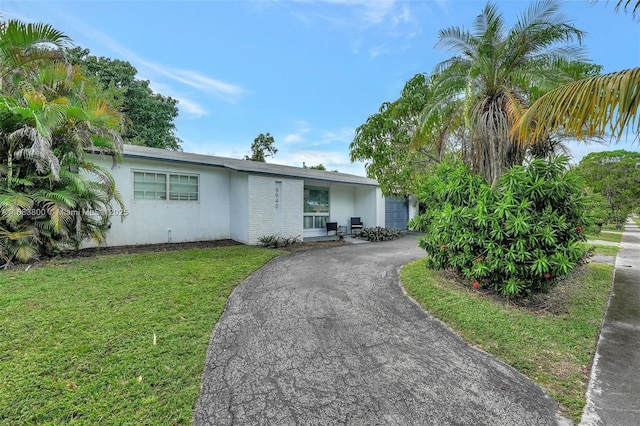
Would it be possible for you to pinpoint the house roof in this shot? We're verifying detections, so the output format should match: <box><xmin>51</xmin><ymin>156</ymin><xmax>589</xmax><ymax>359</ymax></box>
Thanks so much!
<box><xmin>121</xmin><ymin>144</ymin><xmax>379</xmax><ymax>187</ymax></box>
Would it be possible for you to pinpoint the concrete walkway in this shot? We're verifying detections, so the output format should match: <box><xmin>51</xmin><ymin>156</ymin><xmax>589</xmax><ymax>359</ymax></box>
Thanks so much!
<box><xmin>581</xmin><ymin>218</ymin><xmax>640</xmax><ymax>425</ymax></box>
<box><xmin>194</xmin><ymin>235</ymin><xmax>570</xmax><ymax>425</ymax></box>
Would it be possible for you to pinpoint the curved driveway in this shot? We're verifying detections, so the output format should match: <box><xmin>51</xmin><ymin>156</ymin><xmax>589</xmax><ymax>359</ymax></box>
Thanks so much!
<box><xmin>194</xmin><ymin>235</ymin><xmax>569</xmax><ymax>425</ymax></box>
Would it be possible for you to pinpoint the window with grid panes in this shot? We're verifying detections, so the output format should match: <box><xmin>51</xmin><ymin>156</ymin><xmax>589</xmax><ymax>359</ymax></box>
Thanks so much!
<box><xmin>133</xmin><ymin>172</ymin><xmax>198</xmax><ymax>201</ymax></box>
<box><xmin>133</xmin><ymin>172</ymin><xmax>167</xmax><ymax>200</ymax></box>
<box><xmin>169</xmin><ymin>174</ymin><xmax>198</xmax><ymax>201</ymax></box>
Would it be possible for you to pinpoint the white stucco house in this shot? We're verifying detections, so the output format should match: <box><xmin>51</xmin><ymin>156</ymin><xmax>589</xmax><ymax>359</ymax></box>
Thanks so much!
<box><xmin>86</xmin><ymin>144</ymin><xmax>414</xmax><ymax>247</ymax></box>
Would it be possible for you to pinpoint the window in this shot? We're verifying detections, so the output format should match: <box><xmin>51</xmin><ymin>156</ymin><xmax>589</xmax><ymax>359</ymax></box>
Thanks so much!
<box><xmin>133</xmin><ymin>171</ymin><xmax>198</xmax><ymax>201</ymax></box>
<box><xmin>303</xmin><ymin>186</ymin><xmax>329</xmax><ymax>229</ymax></box>
<box><xmin>133</xmin><ymin>172</ymin><xmax>166</xmax><ymax>200</ymax></box>
<box><xmin>169</xmin><ymin>174</ymin><xmax>199</xmax><ymax>201</ymax></box>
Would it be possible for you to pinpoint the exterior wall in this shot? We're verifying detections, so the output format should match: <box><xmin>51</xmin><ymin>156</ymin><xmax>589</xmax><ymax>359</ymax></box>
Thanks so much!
<box><xmin>329</xmin><ymin>185</ymin><xmax>355</xmax><ymax>231</ymax></box>
<box><xmin>408</xmin><ymin>195</ymin><xmax>420</xmax><ymax>225</ymax></box>
<box><xmin>353</xmin><ymin>186</ymin><xmax>385</xmax><ymax>231</ymax></box>
<box><xmin>247</xmin><ymin>175</ymin><xmax>303</xmax><ymax>245</ymax></box>
<box><xmin>86</xmin><ymin>153</ymin><xmax>231</xmax><ymax>247</ymax></box>
<box><xmin>301</xmin><ymin>183</ymin><xmax>383</xmax><ymax>238</ymax></box>
<box><xmin>375</xmin><ymin>188</ymin><xmax>385</xmax><ymax>228</ymax></box>
<box><xmin>84</xmin><ymin>149</ymin><xmax>382</xmax><ymax>247</ymax></box>
<box><xmin>229</xmin><ymin>173</ymin><xmax>249</xmax><ymax>243</ymax></box>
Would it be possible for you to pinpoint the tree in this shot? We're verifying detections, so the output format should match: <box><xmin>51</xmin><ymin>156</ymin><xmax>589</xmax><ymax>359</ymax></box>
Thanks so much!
<box><xmin>245</xmin><ymin>133</ymin><xmax>277</xmax><ymax>162</ymax></box>
<box><xmin>0</xmin><ymin>19</ymin><xmax>125</xmax><ymax>265</ymax></box>
<box><xmin>573</xmin><ymin>150</ymin><xmax>640</xmax><ymax>228</ymax></box>
<box><xmin>0</xmin><ymin>19</ymin><xmax>70</xmax><ymax>91</ymax></box>
<box><xmin>422</xmin><ymin>0</ymin><xmax>595</xmax><ymax>184</ymax></box>
<box><xmin>308</xmin><ymin>164</ymin><xmax>326</xmax><ymax>170</ymax></box>
<box><xmin>66</xmin><ymin>47</ymin><xmax>182</xmax><ymax>150</ymax></box>
<box><xmin>515</xmin><ymin>1</ymin><xmax>640</xmax><ymax>142</ymax></box>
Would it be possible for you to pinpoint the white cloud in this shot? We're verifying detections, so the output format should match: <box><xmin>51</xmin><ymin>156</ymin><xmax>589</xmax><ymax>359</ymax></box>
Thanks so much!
<box><xmin>175</xmin><ymin>98</ymin><xmax>209</xmax><ymax>118</ymax></box>
<box><xmin>50</xmin><ymin>13</ymin><xmax>246</xmax><ymax>105</ymax></box>
<box><xmin>281</xmin><ymin>120</ymin><xmax>312</xmax><ymax>144</ymax></box>
<box><xmin>320</xmin><ymin>127</ymin><xmax>355</xmax><ymax>145</ymax></box>
<box><xmin>286</xmin><ymin>0</ymin><xmax>415</xmax><ymax>30</ymax></box>
<box><xmin>368</xmin><ymin>44</ymin><xmax>389</xmax><ymax>58</ymax></box>
<box><xmin>283</xmin><ymin>133</ymin><xmax>304</xmax><ymax>144</ymax></box>
<box><xmin>271</xmin><ymin>149</ymin><xmax>366</xmax><ymax>176</ymax></box>
<box><xmin>145</xmin><ymin>67</ymin><xmax>245</xmax><ymax>103</ymax></box>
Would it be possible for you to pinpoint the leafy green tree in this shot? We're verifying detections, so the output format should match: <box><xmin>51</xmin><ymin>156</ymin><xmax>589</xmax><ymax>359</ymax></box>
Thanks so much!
<box><xmin>245</xmin><ymin>132</ymin><xmax>277</xmax><ymax>162</ymax></box>
<box><xmin>573</xmin><ymin>150</ymin><xmax>640</xmax><ymax>228</ymax></box>
<box><xmin>0</xmin><ymin>19</ymin><xmax>125</xmax><ymax>265</ymax></box>
<box><xmin>309</xmin><ymin>164</ymin><xmax>326</xmax><ymax>170</ymax></box>
<box><xmin>582</xmin><ymin>190</ymin><xmax>610</xmax><ymax>233</ymax></box>
<box><xmin>66</xmin><ymin>47</ymin><xmax>181</xmax><ymax>150</ymax></box>
<box><xmin>422</xmin><ymin>0</ymin><xmax>596</xmax><ymax>184</ymax></box>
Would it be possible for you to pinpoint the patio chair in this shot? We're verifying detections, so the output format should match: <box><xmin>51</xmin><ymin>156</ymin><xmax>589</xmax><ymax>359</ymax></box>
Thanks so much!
<box><xmin>326</xmin><ymin>221</ymin><xmax>338</xmax><ymax>237</ymax></box>
<box><xmin>350</xmin><ymin>217</ymin><xmax>363</xmax><ymax>235</ymax></box>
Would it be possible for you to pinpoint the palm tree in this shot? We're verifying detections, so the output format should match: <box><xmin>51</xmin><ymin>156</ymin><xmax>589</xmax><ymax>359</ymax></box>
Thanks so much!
<box><xmin>515</xmin><ymin>67</ymin><xmax>639</xmax><ymax>143</ymax></box>
<box><xmin>0</xmin><ymin>19</ymin><xmax>71</xmax><ymax>90</ymax></box>
<box><xmin>421</xmin><ymin>0</ymin><xmax>593</xmax><ymax>184</ymax></box>
<box><xmin>515</xmin><ymin>1</ymin><xmax>640</xmax><ymax>143</ymax></box>
<box><xmin>0</xmin><ymin>18</ymin><xmax>124</xmax><ymax>264</ymax></box>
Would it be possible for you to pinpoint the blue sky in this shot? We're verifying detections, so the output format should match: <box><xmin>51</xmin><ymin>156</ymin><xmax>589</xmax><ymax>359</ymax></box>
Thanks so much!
<box><xmin>3</xmin><ymin>0</ymin><xmax>639</xmax><ymax>176</ymax></box>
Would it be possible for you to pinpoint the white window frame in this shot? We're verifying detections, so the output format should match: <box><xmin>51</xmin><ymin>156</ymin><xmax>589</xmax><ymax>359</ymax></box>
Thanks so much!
<box><xmin>303</xmin><ymin>185</ymin><xmax>329</xmax><ymax>229</ymax></box>
<box><xmin>133</xmin><ymin>171</ymin><xmax>199</xmax><ymax>202</ymax></box>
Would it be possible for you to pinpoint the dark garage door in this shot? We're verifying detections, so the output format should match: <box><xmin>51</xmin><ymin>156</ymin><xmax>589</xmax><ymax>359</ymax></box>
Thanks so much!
<box><xmin>385</xmin><ymin>197</ymin><xmax>409</xmax><ymax>229</ymax></box>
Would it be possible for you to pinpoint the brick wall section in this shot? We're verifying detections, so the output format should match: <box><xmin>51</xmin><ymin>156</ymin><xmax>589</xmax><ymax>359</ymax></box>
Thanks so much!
<box><xmin>247</xmin><ymin>175</ymin><xmax>303</xmax><ymax>244</ymax></box>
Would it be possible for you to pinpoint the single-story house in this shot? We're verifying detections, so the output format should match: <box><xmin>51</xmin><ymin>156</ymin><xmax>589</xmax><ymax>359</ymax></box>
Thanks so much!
<box><xmin>86</xmin><ymin>144</ymin><xmax>416</xmax><ymax>247</ymax></box>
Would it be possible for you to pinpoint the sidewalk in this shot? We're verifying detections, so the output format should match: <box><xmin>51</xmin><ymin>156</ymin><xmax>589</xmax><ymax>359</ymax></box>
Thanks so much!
<box><xmin>581</xmin><ymin>218</ymin><xmax>640</xmax><ymax>425</ymax></box>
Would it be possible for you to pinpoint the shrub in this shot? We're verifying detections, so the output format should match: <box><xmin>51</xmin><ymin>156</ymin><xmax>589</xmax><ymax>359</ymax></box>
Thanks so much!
<box><xmin>408</xmin><ymin>156</ymin><xmax>590</xmax><ymax>297</ymax></box>
<box><xmin>357</xmin><ymin>226</ymin><xmax>404</xmax><ymax>242</ymax></box>
<box><xmin>258</xmin><ymin>234</ymin><xmax>301</xmax><ymax>248</ymax></box>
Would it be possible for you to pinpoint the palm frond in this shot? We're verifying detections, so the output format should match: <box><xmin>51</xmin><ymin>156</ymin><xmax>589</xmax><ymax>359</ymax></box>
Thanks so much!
<box><xmin>0</xmin><ymin>226</ymin><xmax>40</xmax><ymax>263</ymax></box>
<box><xmin>515</xmin><ymin>67</ymin><xmax>640</xmax><ymax>143</ymax></box>
<box><xmin>0</xmin><ymin>19</ymin><xmax>71</xmax><ymax>80</ymax></box>
<box><xmin>615</xmin><ymin>0</ymin><xmax>640</xmax><ymax>18</ymax></box>
<box><xmin>11</xmin><ymin>126</ymin><xmax>60</xmax><ymax>179</ymax></box>
<box><xmin>33</xmin><ymin>189</ymin><xmax>78</xmax><ymax>208</ymax></box>
<box><xmin>0</xmin><ymin>190</ymin><xmax>34</xmax><ymax>225</ymax></box>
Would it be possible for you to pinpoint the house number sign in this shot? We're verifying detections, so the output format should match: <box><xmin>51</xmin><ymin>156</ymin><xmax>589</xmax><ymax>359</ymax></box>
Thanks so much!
<box><xmin>275</xmin><ymin>187</ymin><xmax>279</xmax><ymax>209</ymax></box>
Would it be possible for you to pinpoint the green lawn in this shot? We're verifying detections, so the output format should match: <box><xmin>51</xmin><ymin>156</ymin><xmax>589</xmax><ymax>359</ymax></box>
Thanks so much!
<box><xmin>0</xmin><ymin>246</ymin><xmax>281</xmax><ymax>425</ymax></box>
<box><xmin>0</xmin><ymin>244</ymin><xmax>615</xmax><ymax>424</ymax></box>
<box><xmin>401</xmin><ymin>260</ymin><xmax>613</xmax><ymax>423</ymax></box>
<box><xmin>601</xmin><ymin>223</ymin><xmax>625</xmax><ymax>231</ymax></box>
<box><xmin>579</xmin><ymin>243</ymin><xmax>620</xmax><ymax>257</ymax></box>
<box><xmin>586</xmin><ymin>231</ymin><xmax>623</xmax><ymax>244</ymax></box>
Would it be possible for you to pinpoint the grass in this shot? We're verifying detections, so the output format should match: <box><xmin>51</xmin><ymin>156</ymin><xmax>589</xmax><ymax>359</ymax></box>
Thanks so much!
<box><xmin>579</xmin><ymin>243</ymin><xmax>620</xmax><ymax>257</ymax></box>
<box><xmin>585</xmin><ymin>232</ymin><xmax>623</xmax><ymax>243</ymax></box>
<box><xmin>601</xmin><ymin>223</ymin><xmax>625</xmax><ymax>231</ymax></box>
<box><xmin>401</xmin><ymin>260</ymin><xmax>613</xmax><ymax>423</ymax></box>
<box><xmin>0</xmin><ymin>246</ymin><xmax>282</xmax><ymax>425</ymax></box>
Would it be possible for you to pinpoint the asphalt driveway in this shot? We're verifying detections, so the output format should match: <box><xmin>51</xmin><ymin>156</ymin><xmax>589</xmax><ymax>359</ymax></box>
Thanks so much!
<box><xmin>194</xmin><ymin>235</ymin><xmax>569</xmax><ymax>425</ymax></box>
